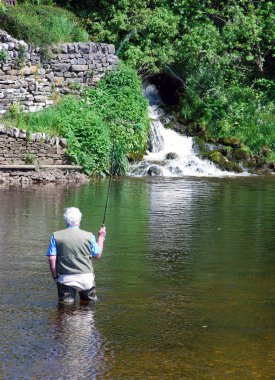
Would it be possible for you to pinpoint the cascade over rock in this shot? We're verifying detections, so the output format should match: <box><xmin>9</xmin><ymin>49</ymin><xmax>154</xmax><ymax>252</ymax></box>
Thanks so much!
<box><xmin>129</xmin><ymin>85</ymin><xmax>247</xmax><ymax>178</ymax></box>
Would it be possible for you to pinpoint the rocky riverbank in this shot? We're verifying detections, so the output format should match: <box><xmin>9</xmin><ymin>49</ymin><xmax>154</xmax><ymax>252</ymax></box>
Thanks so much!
<box><xmin>0</xmin><ymin>167</ymin><xmax>88</xmax><ymax>186</ymax></box>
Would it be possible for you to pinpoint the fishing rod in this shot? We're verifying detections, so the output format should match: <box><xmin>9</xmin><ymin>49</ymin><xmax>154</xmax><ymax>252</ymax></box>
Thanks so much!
<box><xmin>102</xmin><ymin>140</ymin><xmax>115</xmax><ymax>226</ymax></box>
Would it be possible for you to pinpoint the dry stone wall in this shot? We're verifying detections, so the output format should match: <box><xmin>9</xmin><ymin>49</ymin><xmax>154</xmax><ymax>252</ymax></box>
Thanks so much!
<box><xmin>0</xmin><ymin>124</ymin><xmax>90</xmax><ymax>185</ymax></box>
<box><xmin>0</xmin><ymin>29</ymin><xmax>118</xmax><ymax>116</ymax></box>
<box><xmin>0</xmin><ymin>124</ymin><xmax>68</xmax><ymax>165</ymax></box>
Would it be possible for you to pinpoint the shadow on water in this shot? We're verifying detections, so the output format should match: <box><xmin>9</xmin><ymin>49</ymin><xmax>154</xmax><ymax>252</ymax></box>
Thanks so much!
<box><xmin>0</xmin><ymin>177</ymin><xmax>274</xmax><ymax>379</ymax></box>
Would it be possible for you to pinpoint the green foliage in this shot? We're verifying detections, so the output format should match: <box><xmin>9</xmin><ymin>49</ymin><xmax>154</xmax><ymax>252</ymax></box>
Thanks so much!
<box><xmin>5</xmin><ymin>64</ymin><xmax>149</xmax><ymax>176</ymax></box>
<box><xmin>56</xmin><ymin>0</ymin><xmax>179</xmax><ymax>73</ymax></box>
<box><xmin>0</xmin><ymin>3</ymin><xmax>88</xmax><ymax>49</ymax></box>
<box><xmin>195</xmin><ymin>84</ymin><xmax>274</xmax><ymax>153</ymax></box>
<box><xmin>8</xmin><ymin>102</ymin><xmax>23</xmax><ymax>116</ymax></box>
<box><xmin>84</xmin><ymin>63</ymin><xmax>149</xmax><ymax>155</ymax></box>
<box><xmin>17</xmin><ymin>43</ymin><xmax>27</xmax><ymax>66</ymax></box>
<box><xmin>23</xmin><ymin>152</ymin><xmax>37</xmax><ymax>164</ymax></box>
<box><xmin>172</xmin><ymin>0</ymin><xmax>275</xmax><ymax>156</ymax></box>
<box><xmin>0</xmin><ymin>48</ymin><xmax>7</xmax><ymax>62</ymax></box>
<box><xmin>9</xmin><ymin>96</ymin><xmax>111</xmax><ymax>175</ymax></box>
<box><xmin>111</xmin><ymin>142</ymin><xmax>129</xmax><ymax>176</ymax></box>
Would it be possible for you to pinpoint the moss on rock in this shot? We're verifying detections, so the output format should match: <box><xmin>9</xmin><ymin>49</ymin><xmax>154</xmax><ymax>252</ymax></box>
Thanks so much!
<box><xmin>231</xmin><ymin>148</ymin><xmax>249</xmax><ymax>161</ymax></box>
<box><xmin>217</xmin><ymin>137</ymin><xmax>243</xmax><ymax>148</ymax></box>
<box><xmin>209</xmin><ymin>150</ymin><xmax>242</xmax><ymax>173</ymax></box>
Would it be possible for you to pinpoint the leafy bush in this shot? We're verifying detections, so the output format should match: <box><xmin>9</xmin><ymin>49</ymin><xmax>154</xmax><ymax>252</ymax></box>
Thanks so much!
<box><xmin>174</xmin><ymin>4</ymin><xmax>275</xmax><ymax>156</ymax></box>
<box><xmin>182</xmin><ymin>79</ymin><xmax>275</xmax><ymax>154</ymax></box>
<box><xmin>84</xmin><ymin>63</ymin><xmax>149</xmax><ymax>155</ymax></box>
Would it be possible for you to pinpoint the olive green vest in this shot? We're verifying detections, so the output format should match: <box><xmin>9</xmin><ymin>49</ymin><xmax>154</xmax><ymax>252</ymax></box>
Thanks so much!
<box><xmin>54</xmin><ymin>227</ymin><xmax>94</xmax><ymax>275</ymax></box>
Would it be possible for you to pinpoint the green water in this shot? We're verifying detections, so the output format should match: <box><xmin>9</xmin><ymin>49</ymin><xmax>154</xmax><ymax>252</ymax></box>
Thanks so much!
<box><xmin>0</xmin><ymin>176</ymin><xmax>274</xmax><ymax>379</ymax></box>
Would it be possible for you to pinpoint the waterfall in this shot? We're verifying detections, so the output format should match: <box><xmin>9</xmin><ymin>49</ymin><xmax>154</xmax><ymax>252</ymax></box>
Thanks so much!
<box><xmin>147</xmin><ymin>106</ymin><xmax>164</xmax><ymax>153</ymax></box>
<box><xmin>129</xmin><ymin>85</ymin><xmax>245</xmax><ymax>178</ymax></box>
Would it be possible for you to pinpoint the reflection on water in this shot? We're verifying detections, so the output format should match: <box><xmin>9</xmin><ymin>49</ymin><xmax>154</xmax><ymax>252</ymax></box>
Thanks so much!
<box><xmin>1</xmin><ymin>304</ymin><xmax>110</xmax><ymax>380</ymax></box>
<box><xmin>0</xmin><ymin>177</ymin><xmax>274</xmax><ymax>379</ymax></box>
<box><xmin>45</xmin><ymin>304</ymin><xmax>110</xmax><ymax>379</ymax></box>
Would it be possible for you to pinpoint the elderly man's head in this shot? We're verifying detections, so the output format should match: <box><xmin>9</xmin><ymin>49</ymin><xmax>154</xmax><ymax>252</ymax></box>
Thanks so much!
<box><xmin>64</xmin><ymin>207</ymin><xmax>82</xmax><ymax>227</ymax></box>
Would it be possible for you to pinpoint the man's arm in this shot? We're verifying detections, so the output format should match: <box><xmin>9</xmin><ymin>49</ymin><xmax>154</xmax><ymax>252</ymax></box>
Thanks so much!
<box><xmin>47</xmin><ymin>234</ymin><xmax>58</xmax><ymax>280</ymax></box>
<box><xmin>93</xmin><ymin>225</ymin><xmax>106</xmax><ymax>261</ymax></box>
<box><xmin>48</xmin><ymin>256</ymin><xmax>58</xmax><ymax>279</ymax></box>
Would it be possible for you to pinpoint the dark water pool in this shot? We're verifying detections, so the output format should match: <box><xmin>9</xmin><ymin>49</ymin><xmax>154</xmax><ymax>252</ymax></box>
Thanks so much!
<box><xmin>0</xmin><ymin>177</ymin><xmax>274</xmax><ymax>379</ymax></box>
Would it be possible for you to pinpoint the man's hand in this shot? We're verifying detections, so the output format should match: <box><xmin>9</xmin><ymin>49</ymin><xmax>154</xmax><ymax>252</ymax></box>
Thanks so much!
<box><xmin>98</xmin><ymin>225</ymin><xmax>106</xmax><ymax>239</ymax></box>
<box><xmin>94</xmin><ymin>225</ymin><xmax>106</xmax><ymax>260</ymax></box>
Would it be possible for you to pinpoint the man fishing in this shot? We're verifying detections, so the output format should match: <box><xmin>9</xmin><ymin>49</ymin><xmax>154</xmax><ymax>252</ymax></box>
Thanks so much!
<box><xmin>46</xmin><ymin>207</ymin><xmax>106</xmax><ymax>304</ymax></box>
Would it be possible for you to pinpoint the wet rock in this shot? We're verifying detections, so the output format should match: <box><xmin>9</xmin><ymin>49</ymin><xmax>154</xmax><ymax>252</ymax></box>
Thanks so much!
<box><xmin>209</xmin><ymin>150</ymin><xmax>223</xmax><ymax>163</ymax></box>
<box><xmin>209</xmin><ymin>150</ymin><xmax>243</xmax><ymax>173</ymax></box>
<box><xmin>127</xmin><ymin>152</ymin><xmax>144</xmax><ymax>162</ymax></box>
<box><xmin>148</xmin><ymin>165</ymin><xmax>162</xmax><ymax>176</ymax></box>
<box><xmin>169</xmin><ymin>166</ymin><xmax>183</xmax><ymax>175</ymax></box>
<box><xmin>231</xmin><ymin>148</ymin><xmax>249</xmax><ymax>161</ymax></box>
<box><xmin>166</xmin><ymin>152</ymin><xmax>179</xmax><ymax>160</ymax></box>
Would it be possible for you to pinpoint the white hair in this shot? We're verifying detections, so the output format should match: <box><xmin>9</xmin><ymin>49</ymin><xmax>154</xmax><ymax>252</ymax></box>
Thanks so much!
<box><xmin>64</xmin><ymin>207</ymin><xmax>82</xmax><ymax>226</ymax></box>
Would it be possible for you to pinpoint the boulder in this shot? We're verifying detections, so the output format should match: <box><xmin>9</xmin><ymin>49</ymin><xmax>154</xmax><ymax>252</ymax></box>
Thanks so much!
<box><xmin>148</xmin><ymin>165</ymin><xmax>162</xmax><ymax>176</ymax></box>
<box><xmin>166</xmin><ymin>152</ymin><xmax>179</xmax><ymax>160</ymax></box>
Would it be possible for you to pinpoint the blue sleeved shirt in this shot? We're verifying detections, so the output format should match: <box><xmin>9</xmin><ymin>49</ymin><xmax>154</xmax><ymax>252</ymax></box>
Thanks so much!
<box><xmin>46</xmin><ymin>228</ymin><xmax>101</xmax><ymax>257</ymax></box>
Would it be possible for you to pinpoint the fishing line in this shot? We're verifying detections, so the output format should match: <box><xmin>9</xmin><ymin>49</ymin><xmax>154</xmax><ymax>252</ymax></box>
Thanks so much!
<box><xmin>102</xmin><ymin>140</ymin><xmax>115</xmax><ymax>226</ymax></box>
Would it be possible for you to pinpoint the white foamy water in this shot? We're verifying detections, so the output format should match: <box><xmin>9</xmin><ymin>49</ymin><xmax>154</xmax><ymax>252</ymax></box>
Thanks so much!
<box><xmin>129</xmin><ymin>85</ymin><xmax>247</xmax><ymax>178</ymax></box>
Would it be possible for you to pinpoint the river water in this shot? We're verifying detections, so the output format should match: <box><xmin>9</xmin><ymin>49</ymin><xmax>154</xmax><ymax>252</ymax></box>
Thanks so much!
<box><xmin>0</xmin><ymin>176</ymin><xmax>274</xmax><ymax>379</ymax></box>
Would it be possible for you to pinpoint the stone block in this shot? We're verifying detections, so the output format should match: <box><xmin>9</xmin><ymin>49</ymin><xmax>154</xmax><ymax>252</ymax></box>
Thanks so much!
<box><xmin>22</xmin><ymin>67</ymin><xmax>33</xmax><ymax>76</ymax></box>
<box><xmin>78</xmin><ymin>43</ymin><xmax>90</xmax><ymax>54</ymax></box>
<box><xmin>77</xmin><ymin>58</ymin><xmax>87</xmax><ymax>65</ymax></box>
<box><xmin>46</xmin><ymin>72</ymin><xmax>54</xmax><ymax>80</ymax></box>
<box><xmin>59</xmin><ymin>44</ymin><xmax>68</xmax><ymax>54</ymax></box>
<box><xmin>60</xmin><ymin>138</ymin><xmax>67</xmax><ymax>148</ymax></box>
<box><xmin>51</xmin><ymin>63</ymin><xmax>70</xmax><ymax>71</ymax></box>
<box><xmin>38</xmin><ymin>68</ymin><xmax>46</xmax><ymax>76</ymax></box>
<box><xmin>39</xmin><ymin>158</ymin><xmax>54</xmax><ymax>165</ymax></box>
<box><xmin>34</xmin><ymin>95</ymin><xmax>47</xmax><ymax>103</ymax></box>
<box><xmin>53</xmin><ymin>77</ymin><xmax>64</xmax><ymax>86</ymax></box>
<box><xmin>71</xmin><ymin>65</ymin><xmax>88</xmax><ymax>72</ymax></box>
